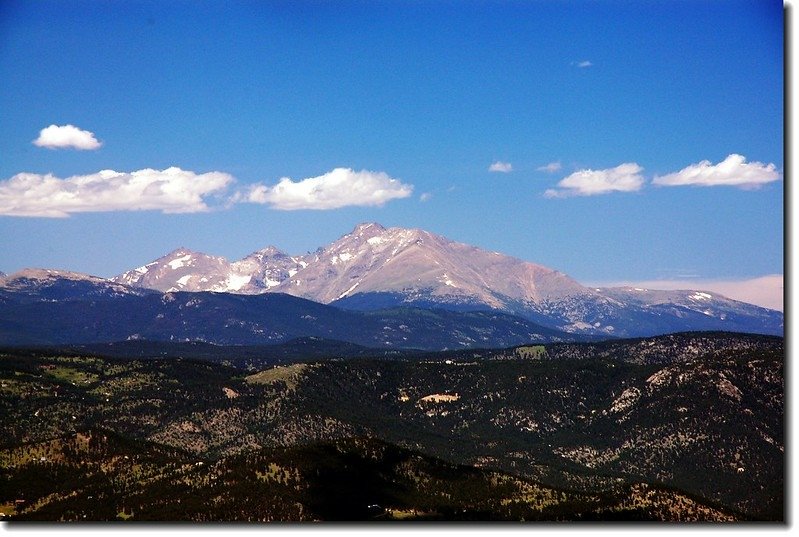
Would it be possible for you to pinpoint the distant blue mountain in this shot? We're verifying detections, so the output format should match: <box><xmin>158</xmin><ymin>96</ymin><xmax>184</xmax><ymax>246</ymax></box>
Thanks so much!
<box><xmin>0</xmin><ymin>270</ymin><xmax>583</xmax><ymax>350</ymax></box>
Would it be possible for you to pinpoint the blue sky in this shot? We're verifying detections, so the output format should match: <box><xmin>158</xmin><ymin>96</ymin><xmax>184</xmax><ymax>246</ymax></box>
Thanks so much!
<box><xmin>0</xmin><ymin>0</ymin><xmax>784</xmax><ymax>308</ymax></box>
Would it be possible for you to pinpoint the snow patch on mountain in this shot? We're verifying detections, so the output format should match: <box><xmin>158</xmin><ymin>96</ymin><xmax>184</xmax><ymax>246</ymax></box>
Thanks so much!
<box><xmin>168</xmin><ymin>254</ymin><xmax>194</xmax><ymax>270</ymax></box>
<box><xmin>215</xmin><ymin>273</ymin><xmax>252</xmax><ymax>292</ymax></box>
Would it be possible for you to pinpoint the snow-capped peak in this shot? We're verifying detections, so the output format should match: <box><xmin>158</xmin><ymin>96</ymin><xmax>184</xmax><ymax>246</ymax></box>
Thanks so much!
<box><xmin>112</xmin><ymin>248</ymin><xmax>233</xmax><ymax>292</ymax></box>
<box><xmin>267</xmin><ymin>222</ymin><xmax>586</xmax><ymax>306</ymax></box>
<box><xmin>351</xmin><ymin>222</ymin><xmax>386</xmax><ymax>235</ymax></box>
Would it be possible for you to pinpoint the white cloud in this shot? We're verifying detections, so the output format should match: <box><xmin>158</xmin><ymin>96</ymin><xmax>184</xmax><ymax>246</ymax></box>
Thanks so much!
<box><xmin>238</xmin><ymin>167</ymin><xmax>413</xmax><ymax>210</ymax></box>
<box><xmin>488</xmin><ymin>161</ymin><xmax>513</xmax><ymax>173</ymax></box>
<box><xmin>574</xmin><ymin>60</ymin><xmax>592</xmax><ymax>68</ymax></box>
<box><xmin>420</xmin><ymin>192</ymin><xmax>432</xmax><ymax>202</ymax></box>
<box><xmin>0</xmin><ymin>167</ymin><xmax>233</xmax><ymax>217</ymax></box>
<box><xmin>537</xmin><ymin>161</ymin><xmax>562</xmax><ymax>173</ymax></box>
<box><xmin>544</xmin><ymin>163</ymin><xmax>644</xmax><ymax>198</ymax></box>
<box><xmin>652</xmin><ymin>154</ymin><xmax>780</xmax><ymax>189</ymax></box>
<box><xmin>586</xmin><ymin>275</ymin><xmax>784</xmax><ymax>312</ymax></box>
<box><xmin>33</xmin><ymin>124</ymin><xmax>102</xmax><ymax>150</ymax></box>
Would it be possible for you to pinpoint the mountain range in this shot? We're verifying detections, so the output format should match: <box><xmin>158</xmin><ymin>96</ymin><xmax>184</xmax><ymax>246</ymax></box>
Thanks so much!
<box><xmin>0</xmin><ymin>223</ymin><xmax>782</xmax><ymax>348</ymax></box>
<box><xmin>110</xmin><ymin>222</ymin><xmax>782</xmax><ymax>338</ymax></box>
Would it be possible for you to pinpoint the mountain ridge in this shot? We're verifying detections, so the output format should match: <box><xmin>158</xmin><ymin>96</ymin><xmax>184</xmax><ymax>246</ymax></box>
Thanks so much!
<box><xmin>0</xmin><ymin>280</ymin><xmax>585</xmax><ymax>349</ymax></box>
